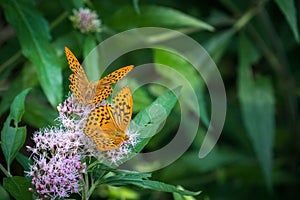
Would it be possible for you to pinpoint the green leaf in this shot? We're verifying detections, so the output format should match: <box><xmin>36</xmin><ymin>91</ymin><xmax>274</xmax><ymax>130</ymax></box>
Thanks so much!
<box><xmin>1</xmin><ymin>88</ymin><xmax>30</xmax><ymax>172</ymax></box>
<box><xmin>138</xmin><ymin>180</ymin><xmax>200</xmax><ymax>196</ymax></box>
<box><xmin>1</xmin><ymin>0</ymin><xmax>62</xmax><ymax>107</ymax></box>
<box><xmin>274</xmin><ymin>0</ymin><xmax>299</xmax><ymax>42</ymax></box>
<box><xmin>132</xmin><ymin>86</ymin><xmax>181</xmax><ymax>152</ymax></box>
<box><xmin>3</xmin><ymin>176</ymin><xmax>32</xmax><ymax>200</ymax></box>
<box><xmin>105</xmin><ymin>178</ymin><xmax>200</xmax><ymax>196</ymax></box>
<box><xmin>102</xmin><ymin>168</ymin><xmax>200</xmax><ymax>196</ymax></box>
<box><xmin>23</xmin><ymin>100</ymin><xmax>57</xmax><ymax>128</ymax></box>
<box><xmin>0</xmin><ymin>185</ymin><xmax>10</xmax><ymax>200</ymax></box>
<box><xmin>173</xmin><ymin>186</ymin><xmax>197</xmax><ymax>200</ymax></box>
<box><xmin>16</xmin><ymin>153</ymin><xmax>32</xmax><ymax>172</ymax></box>
<box><xmin>0</xmin><ymin>61</ymin><xmax>38</xmax><ymax>116</ymax></box>
<box><xmin>109</xmin><ymin>6</ymin><xmax>214</xmax><ymax>31</ymax></box>
<box><xmin>203</xmin><ymin>29</ymin><xmax>235</xmax><ymax>63</ymax></box>
<box><xmin>131</xmin><ymin>83</ymin><xmax>153</xmax><ymax>113</ymax></box>
<box><xmin>10</xmin><ymin>90</ymin><xmax>31</xmax><ymax>125</ymax></box>
<box><xmin>103</xmin><ymin>172</ymin><xmax>152</xmax><ymax>184</ymax></box>
<box><xmin>238</xmin><ymin>33</ymin><xmax>275</xmax><ymax>188</ymax></box>
<box><xmin>173</xmin><ymin>192</ymin><xmax>185</xmax><ymax>200</ymax></box>
<box><xmin>154</xmin><ymin>48</ymin><xmax>209</xmax><ymax>127</ymax></box>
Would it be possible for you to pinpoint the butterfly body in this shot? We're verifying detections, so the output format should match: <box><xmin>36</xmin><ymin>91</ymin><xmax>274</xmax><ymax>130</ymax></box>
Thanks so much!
<box><xmin>64</xmin><ymin>47</ymin><xmax>133</xmax><ymax>106</ymax></box>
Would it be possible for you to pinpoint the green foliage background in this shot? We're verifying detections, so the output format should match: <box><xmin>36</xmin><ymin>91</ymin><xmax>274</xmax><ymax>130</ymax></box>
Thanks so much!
<box><xmin>0</xmin><ymin>0</ymin><xmax>299</xmax><ymax>199</ymax></box>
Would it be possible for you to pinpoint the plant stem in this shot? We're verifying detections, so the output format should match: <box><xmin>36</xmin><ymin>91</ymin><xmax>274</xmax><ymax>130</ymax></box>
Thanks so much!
<box><xmin>0</xmin><ymin>51</ymin><xmax>22</xmax><ymax>74</ymax></box>
<box><xmin>233</xmin><ymin>5</ymin><xmax>258</xmax><ymax>31</ymax></box>
<box><xmin>86</xmin><ymin>161</ymin><xmax>110</xmax><ymax>197</ymax></box>
<box><xmin>82</xmin><ymin>173</ymin><xmax>89</xmax><ymax>200</ymax></box>
<box><xmin>0</xmin><ymin>163</ymin><xmax>12</xmax><ymax>177</ymax></box>
<box><xmin>50</xmin><ymin>11</ymin><xmax>68</xmax><ymax>30</ymax></box>
<box><xmin>88</xmin><ymin>178</ymin><xmax>101</xmax><ymax>197</ymax></box>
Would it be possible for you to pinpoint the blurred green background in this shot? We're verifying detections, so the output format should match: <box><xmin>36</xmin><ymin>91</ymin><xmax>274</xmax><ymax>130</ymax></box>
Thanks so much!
<box><xmin>0</xmin><ymin>0</ymin><xmax>299</xmax><ymax>199</ymax></box>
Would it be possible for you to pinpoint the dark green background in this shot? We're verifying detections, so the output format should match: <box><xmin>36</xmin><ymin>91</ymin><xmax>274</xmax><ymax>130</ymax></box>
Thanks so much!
<box><xmin>0</xmin><ymin>0</ymin><xmax>299</xmax><ymax>199</ymax></box>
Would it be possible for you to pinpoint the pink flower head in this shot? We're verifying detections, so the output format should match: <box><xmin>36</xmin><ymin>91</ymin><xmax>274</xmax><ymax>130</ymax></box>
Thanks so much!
<box><xmin>70</xmin><ymin>8</ymin><xmax>101</xmax><ymax>33</ymax></box>
<box><xmin>26</xmin><ymin>127</ymin><xmax>86</xmax><ymax>199</ymax></box>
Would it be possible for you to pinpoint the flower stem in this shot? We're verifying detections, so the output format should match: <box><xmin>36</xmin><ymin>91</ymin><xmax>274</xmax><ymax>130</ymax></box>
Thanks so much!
<box><xmin>86</xmin><ymin>161</ymin><xmax>110</xmax><ymax>197</ymax></box>
<box><xmin>0</xmin><ymin>163</ymin><xmax>12</xmax><ymax>177</ymax></box>
<box><xmin>82</xmin><ymin>173</ymin><xmax>89</xmax><ymax>200</ymax></box>
<box><xmin>88</xmin><ymin>178</ymin><xmax>101</xmax><ymax>198</ymax></box>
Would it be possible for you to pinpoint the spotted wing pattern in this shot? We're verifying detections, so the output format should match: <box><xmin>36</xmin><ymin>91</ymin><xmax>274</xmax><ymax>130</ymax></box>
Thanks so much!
<box><xmin>65</xmin><ymin>46</ymin><xmax>89</xmax><ymax>103</ymax></box>
<box><xmin>91</xmin><ymin>65</ymin><xmax>133</xmax><ymax>105</ymax></box>
<box><xmin>83</xmin><ymin>87</ymin><xmax>133</xmax><ymax>151</ymax></box>
<box><xmin>111</xmin><ymin>87</ymin><xmax>132</xmax><ymax>132</ymax></box>
<box><xmin>98</xmin><ymin>65</ymin><xmax>134</xmax><ymax>85</ymax></box>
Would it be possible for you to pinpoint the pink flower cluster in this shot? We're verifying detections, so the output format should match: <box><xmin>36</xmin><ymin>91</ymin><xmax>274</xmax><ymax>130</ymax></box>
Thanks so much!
<box><xmin>26</xmin><ymin>128</ymin><xmax>86</xmax><ymax>199</ymax></box>
<box><xmin>27</xmin><ymin>92</ymin><xmax>139</xmax><ymax>198</ymax></box>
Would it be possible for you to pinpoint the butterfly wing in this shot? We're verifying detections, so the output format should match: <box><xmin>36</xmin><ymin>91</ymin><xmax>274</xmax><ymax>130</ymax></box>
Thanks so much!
<box><xmin>89</xmin><ymin>83</ymin><xmax>113</xmax><ymax>106</ymax></box>
<box><xmin>93</xmin><ymin>133</ymin><xmax>124</xmax><ymax>151</ymax></box>
<box><xmin>65</xmin><ymin>47</ymin><xmax>89</xmax><ymax>103</ymax></box>
<box><xmin>84</xmin><ymin>104</ymin><xmax>111</xmax><ymax>137</ymax></box>
<box><xmin>89</xmin><ymin>65</ymin><xmax>133</xmax><ymax>105</ymax></box>
<box><xmin>83</xmin><ymin>87</ymin><xmax>133</xmax><ymax>151</ymax></box>
<box><xmin>111</xmin><ymin>87</ymin><xmax>133</xmax><ymax>132</ymax></box>
<box><xmin>97</xmin><ymin>65</ymin><xmax>134</xmax><ymax>85</ymax></box>
<box><xmin>84</xmin><ymin>104</ymin><xmax>126</xmax><ymax>151</ymax></box>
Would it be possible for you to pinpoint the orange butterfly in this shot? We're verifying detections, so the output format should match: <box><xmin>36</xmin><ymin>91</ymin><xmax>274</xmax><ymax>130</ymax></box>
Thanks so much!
<box><xmin>83</xmin><ymin>87</ymin><xmax>133</xmax><ymax>151</ymax></box>
<box><xmin>64</xmin><ymin>47</ymin><xmax>133</xmax><ymax>105</ymax></box>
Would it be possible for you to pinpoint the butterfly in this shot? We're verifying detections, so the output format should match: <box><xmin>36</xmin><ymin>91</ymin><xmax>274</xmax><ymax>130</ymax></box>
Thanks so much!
<box><xmin>83</xmin><ymin>86</ymin><xmax>133</xmax><ymax>151</ymax></box>
<box><xmin>64</xmin><ymin>47</ymin><xmax>133</xmax><ymax>105</ymax></box>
